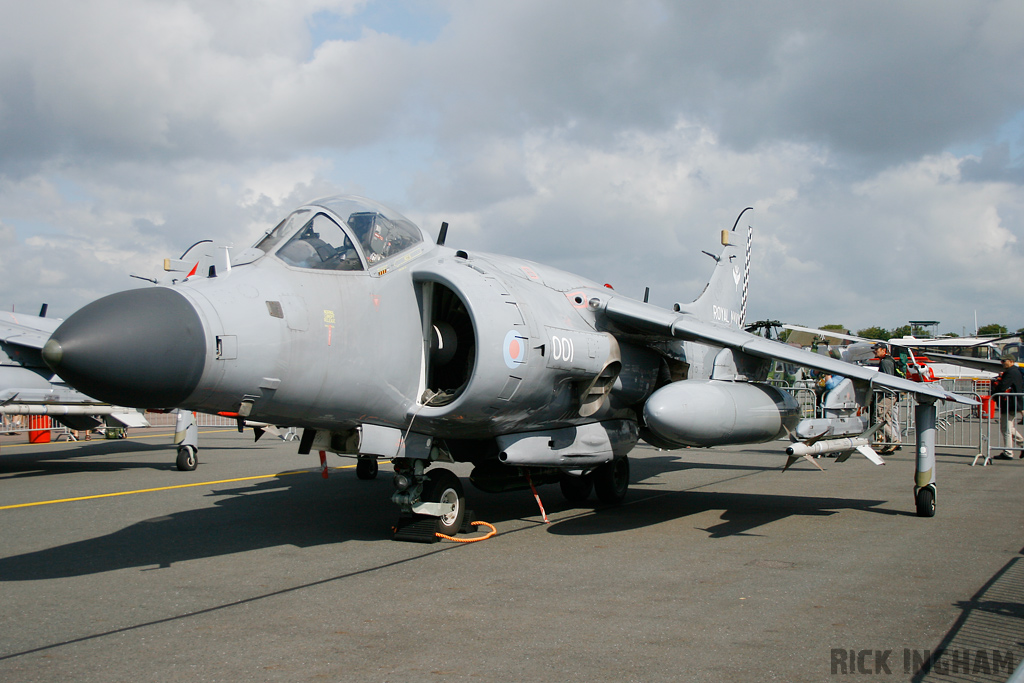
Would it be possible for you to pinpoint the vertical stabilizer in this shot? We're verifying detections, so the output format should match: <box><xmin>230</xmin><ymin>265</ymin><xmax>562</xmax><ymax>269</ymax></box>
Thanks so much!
<box><xmin>676</xmin><ymin>210</ymin><xmax>752</xmax><ymax>329</ymax></box>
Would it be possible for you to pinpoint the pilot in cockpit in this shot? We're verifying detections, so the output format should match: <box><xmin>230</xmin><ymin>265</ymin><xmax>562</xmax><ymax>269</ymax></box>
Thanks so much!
<box><xmin>276</xmin><ymin>214</ymin><xmax>362</xmax><ymax>271</ymax></box>
<box><xmin>347</xmin><ymin>211</ymin><xmax>389</xmax><ymax>264</ymax></box>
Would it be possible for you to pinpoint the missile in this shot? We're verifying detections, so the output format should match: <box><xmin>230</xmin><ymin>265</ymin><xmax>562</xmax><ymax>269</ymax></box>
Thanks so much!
<box><xmin>0</xmin><ymin>404</ymin><xmax>132</xmax><ymax>417</ymax></box>
<box><xmin>784</xmin><ymin>436</ymin><xmax>885</xmax><ymax>469</ymax></box>
<box><xmin>786</xmin><ymin>437</ymin><xmax>870</xmax><ymax>457</ymax></box>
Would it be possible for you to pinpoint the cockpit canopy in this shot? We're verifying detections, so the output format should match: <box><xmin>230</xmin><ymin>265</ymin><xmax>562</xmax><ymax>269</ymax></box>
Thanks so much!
<box><xmin>253</xmin><ymin>195</ymin><xmax>425</xmax><ymax>271</ymax></box>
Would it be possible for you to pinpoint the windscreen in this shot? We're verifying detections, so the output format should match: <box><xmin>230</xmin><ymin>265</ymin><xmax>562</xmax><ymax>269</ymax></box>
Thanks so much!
<box><xmin>254</xmin><ymin>209</ymin><xmax>310</xmax><ymax>255</ymax></box>
<box><xmin>275</xmin><ymin>213</ymin><xmax>363</xmax><ymax>271</ymax></box>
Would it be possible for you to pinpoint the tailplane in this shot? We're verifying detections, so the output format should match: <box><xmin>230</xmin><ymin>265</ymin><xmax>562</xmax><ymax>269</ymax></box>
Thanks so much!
<box><xmin>675</xmin><ymin>208</ymin><xmax>752</xmax><ymax>329</ymax></box>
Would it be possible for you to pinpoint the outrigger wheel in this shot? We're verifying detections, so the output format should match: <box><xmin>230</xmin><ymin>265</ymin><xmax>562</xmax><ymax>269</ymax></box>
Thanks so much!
<box><xmin>176</xmin><ymin>445</ymin><xmax>198</xmax><ymax>471</ymax></box>
<box><xmin>915</xmin><ymin>485</ymin><xmax>936</xmax><ymax>518</ymax></box>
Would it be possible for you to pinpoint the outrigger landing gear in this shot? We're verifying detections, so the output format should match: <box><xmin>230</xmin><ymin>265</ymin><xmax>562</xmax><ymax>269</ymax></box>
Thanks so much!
<box><xmin>914</xmin><ymin>399</ymin><xmax>938</xmax><ymax>518</ymax></box>
<box><xmin>174</xmin><ymin>409</ymin><xmax>199</xmax><ymax>471</ymax></box>
<box><xmin>176</xmin><ymin>444</ymin><xmax>198</xmax><ymax>471</ymax></box>
<box><xmin>915</xmin><ymin>484</ymin><xmax>936</xmax><ymax>517</ymax></box>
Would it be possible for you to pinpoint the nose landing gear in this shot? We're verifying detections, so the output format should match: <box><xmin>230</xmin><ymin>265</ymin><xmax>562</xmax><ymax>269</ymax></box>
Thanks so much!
<box><xmin>391</xmin><ymin>460</ymin><xmax>468</xmax><ymax>542</ymax></box>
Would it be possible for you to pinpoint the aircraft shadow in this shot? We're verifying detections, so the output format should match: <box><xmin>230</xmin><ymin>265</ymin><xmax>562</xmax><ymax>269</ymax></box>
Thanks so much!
<box><xmin>0</xmin><ymin>437</ymin><xmax>285</xmax><ymax>477</ymax></box>
<box><xmin>0</xmin><ymin>441</ymin><xmax>176</xmax><ymax>477</ymax></box>
<box><xmin>0</xmin><ymin>453</ymin><xmax>902</xmax><ymax>581</ymax></box>
<box><xmin>0</xmin><ymin>470</ymin><xmax>405</xmax><ymax>581</ymax></box>
<box><xmin>516</xmin><ymin>451</ymin><xmax>908</xmax><ymax>538</ymax></box>
<box><xmin>544</xmin><ymin>489</ymin><xmax>901</xmax><ymax>539</ymax></box>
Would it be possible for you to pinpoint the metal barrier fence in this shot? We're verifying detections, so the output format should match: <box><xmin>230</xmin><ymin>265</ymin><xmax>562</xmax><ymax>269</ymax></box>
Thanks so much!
<box><xmin>140</xmin><ymin>411</ymin><xmax>239</xmax><ymax>428</ymax></box>
<box><xmin>974</xmin><ymin>391</ymin><xmax>1024</xmax><ymax>466</ymax></box>
<box><xmin>772</xmin><ymin>378</ymin><xmax>1001</xmax><ymax>463</ymax></box>
<box><xmin>2</xmin><ymin>384</ymin><xmax>1017</xmax><ymax>463</ymax></box>
<box><xmin>1</xmin><ymin>414</ymin><xmax>128</xmax><ymax>442</ymax></box>
<box><xmin>1</xmin><ymin>410</ymin><xmax>240</xmax><ymax>443</ymax></box>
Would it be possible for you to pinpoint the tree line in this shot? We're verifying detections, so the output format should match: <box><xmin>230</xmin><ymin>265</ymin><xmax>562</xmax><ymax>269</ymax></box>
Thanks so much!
<box><xmin>815</xmin><ymin>323</ymin><xmax>1019</xmax><ymax>341</ymax></box>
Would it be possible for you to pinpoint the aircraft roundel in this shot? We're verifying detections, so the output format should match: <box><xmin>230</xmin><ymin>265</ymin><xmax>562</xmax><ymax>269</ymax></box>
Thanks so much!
<box><xmin>503</xmin><ymin>330</ymin><xmax>527</xmax><ymax>369</ymax></box>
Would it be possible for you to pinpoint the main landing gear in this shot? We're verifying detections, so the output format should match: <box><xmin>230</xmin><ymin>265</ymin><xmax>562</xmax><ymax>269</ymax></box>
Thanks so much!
<box><xmin>355</xmin><ymin>457</ymin><xmax>379</xmax><ymax>480</ymax></box>
<box><xmin>558</xmin><ymin>456</ymin><xmax>630</xmax><ymax>506</ymax></box>
<box><xmin>174</xmin><ymin>409</ymin><xmax>200</xmax><ymax>471</ymax></box>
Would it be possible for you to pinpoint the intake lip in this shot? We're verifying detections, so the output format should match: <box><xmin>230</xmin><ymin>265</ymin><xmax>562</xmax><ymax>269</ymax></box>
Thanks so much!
<box><xmin>44</xmin><ymin>288</ymin><xmax>207</xmax><ymax>408</ymax></box>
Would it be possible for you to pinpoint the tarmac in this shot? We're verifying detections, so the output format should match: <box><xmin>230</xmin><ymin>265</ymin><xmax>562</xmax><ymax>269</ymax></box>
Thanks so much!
<box><xmin>0</xmin><ymin>427</ymin><xmax>1022</xmax><ymax>682</ymax></box>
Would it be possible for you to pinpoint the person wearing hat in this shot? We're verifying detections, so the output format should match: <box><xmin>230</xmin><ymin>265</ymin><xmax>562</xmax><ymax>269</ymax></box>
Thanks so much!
<box><xmin>873</xmin><ymin>342</ymin><xmax>896</xmax><ymax>375</ymax></box>
<box><xmin>872</xmin><ymin>343</ymin><xmax>901</xmax><ymax>454</ymax></box>
<box><xmin>991</xmin><ymin>352</ymin><xmax>1023</xmax><ymax>459</ymax></box>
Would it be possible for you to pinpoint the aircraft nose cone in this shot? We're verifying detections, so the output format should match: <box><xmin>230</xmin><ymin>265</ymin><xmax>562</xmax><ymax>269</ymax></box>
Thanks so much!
<box><xmin>45</xmin><ymin>288</ymin><xmax>207</xmax><ymax>408</ymax></box>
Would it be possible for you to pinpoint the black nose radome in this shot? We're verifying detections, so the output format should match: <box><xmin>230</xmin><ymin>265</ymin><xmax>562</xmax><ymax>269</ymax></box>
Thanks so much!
<box><xmin>45</xmin><ymin>288</ymin><xmax>207</xmax><ymax>408</ymax></box>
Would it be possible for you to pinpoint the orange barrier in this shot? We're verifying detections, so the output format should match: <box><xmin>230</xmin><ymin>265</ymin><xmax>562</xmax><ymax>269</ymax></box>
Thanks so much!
<box><xmin>28</xmin><ymin>415</ymin><xmax>51</xmax><ymax>443</ymax></box>
<box><xmin>979</xmin><ymin>395</ymin><xmax>996</xmax><ymax>419</ymax></box>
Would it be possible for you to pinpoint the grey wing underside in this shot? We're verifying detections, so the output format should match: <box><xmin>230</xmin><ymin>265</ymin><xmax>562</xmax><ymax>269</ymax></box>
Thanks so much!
<box><xmin>909</xmin><ymin>350</ymin><xmax>1002</xmax><ymax>373</ymax></box>
<box><xmin>0</xmin><ymin>311</ymin><xmax>60</xmax><ymax>350</ymax></box>
<box><xmin>599</xmin><ymin>296</ymin><xmax>975</xmax><ymax>405</ymax></box>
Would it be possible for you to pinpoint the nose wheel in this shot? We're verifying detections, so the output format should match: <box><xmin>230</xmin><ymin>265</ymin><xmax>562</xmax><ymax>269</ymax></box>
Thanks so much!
<box><xmin>422</xmin><ymin>468</ymin><xmax>466</xmax><ymax>536</ymax></box>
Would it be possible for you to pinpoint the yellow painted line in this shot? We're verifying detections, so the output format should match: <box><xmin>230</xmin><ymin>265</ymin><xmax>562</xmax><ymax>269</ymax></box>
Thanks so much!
<box><xmin>0</xmin><ymin>464</ymin><xmax>358</xmax><ymax>511</ymax></box>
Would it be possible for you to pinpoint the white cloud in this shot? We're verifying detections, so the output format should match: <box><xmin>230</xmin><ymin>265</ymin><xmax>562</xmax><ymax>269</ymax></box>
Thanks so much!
<box><xmin>0</xmin><ymin>0</ymin><xmax>1022</xmax><ymax>336</ymax></box>
<box><xmin>238</xmin><ymin>158</ymin><xmax>335</xmax><ymax>207</ymax></box>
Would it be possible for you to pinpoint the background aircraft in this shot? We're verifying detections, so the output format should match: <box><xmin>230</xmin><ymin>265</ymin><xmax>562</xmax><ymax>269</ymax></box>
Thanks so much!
<box><xmin>0</xmin><ymin>307</ymin><xmax>149</xmax><ymax>437</ymax></box>
<box><xmin>41</xmin><ymin>196</ymin><xmax>970</xmax><ymax>538</ymax></box>
<box><xmin>782</xmin><ymin>323</ymin><xmax>1006</xmax><ymax>381</ymax></box>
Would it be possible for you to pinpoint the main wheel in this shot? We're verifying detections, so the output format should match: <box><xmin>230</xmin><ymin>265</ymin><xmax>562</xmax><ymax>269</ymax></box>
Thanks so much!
<box><xmin>593</xmin><ymin>456</ymin><xmax>629</xmax><ymax>504</ymax></box>
<box><xmin>559</xmin><ymin>472</ymin><xmax>593</xmax><ymax>503</ymax></box>
<box><xmin>915</xmin><ymin>486</ymin><xmax>936</xmax><ymax>517</ymax></box>
<box><xmin>176</xmin><ymin>445</ymin><xmax>198</xmax><ymax>471</ymax></box>
<box><xmin>356</xmin><ymin>458</ymin><xmax>379</xmax><ymax>480</ymax></box>
<box><xmin>423</xmin><ymin>469</ymin><xmax>466</xmax><ymax>536</ymax></box>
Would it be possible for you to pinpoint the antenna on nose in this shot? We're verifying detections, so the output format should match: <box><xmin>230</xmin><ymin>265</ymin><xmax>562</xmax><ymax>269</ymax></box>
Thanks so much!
<box><xmin>437</xmin><ymin>221</ymin><xmax>449</xmax><ymax>246</ymax></box>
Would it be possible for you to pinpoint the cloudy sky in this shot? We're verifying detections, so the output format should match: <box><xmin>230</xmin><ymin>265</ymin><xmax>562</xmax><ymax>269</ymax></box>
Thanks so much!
<box><xmin>1</xmin><ymin>0</ymin><xmax>1022</xmax><ymax>335</ymax></box>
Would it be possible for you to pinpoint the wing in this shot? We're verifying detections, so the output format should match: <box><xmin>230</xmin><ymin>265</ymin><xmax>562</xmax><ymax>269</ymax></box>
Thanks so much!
<box><xmin>0</xmin><ymin>311</ymin><xmax>61</xmax><ymax>351</ymax></box>
<box><xmin>781</xmin><ymin>323</ymin><xmax>875</xmax><ymax>345</ymax></box>
<box><xmin>908</xmin><ymin>350</ymin><xmax>1001</xmax><ymax>373</ymax></box>
<box><xmin>785</xmin><ymin>322</ymin><xmax>1004</xmax><ymax>374</ymax></box>
<box><xmin>598</xmin><ymin>296</ymin><xmax>975</xmax><ymax>405</ymax></box>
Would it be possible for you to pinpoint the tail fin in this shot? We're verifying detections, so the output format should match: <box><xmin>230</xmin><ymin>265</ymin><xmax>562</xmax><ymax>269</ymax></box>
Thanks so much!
<box><xmin>676</xmin><ymin>208</ymin><xmax>752</xmax><ymax>329</ymax></box>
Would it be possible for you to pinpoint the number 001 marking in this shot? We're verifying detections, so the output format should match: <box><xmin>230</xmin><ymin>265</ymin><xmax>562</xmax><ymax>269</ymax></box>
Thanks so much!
<box><xmin>551</xmin><ymin>336</ymin><xmax>574</xmax><ymax>362</ymax></box>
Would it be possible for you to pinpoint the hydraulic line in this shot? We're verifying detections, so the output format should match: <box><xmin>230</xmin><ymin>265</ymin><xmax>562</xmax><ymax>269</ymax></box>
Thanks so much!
<box><xmin>436</xmin><ymin>520</ymin><xmax>497</xmax><ymax>543</ymax></box>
